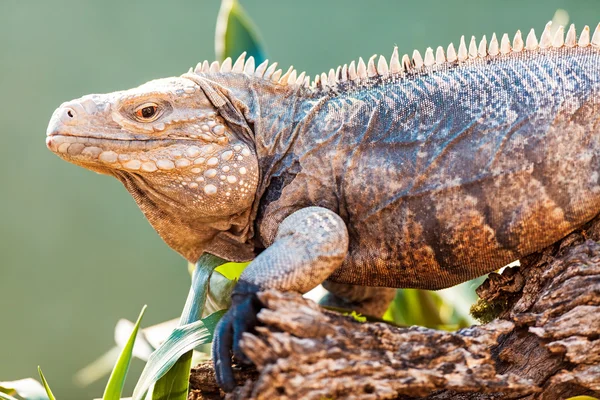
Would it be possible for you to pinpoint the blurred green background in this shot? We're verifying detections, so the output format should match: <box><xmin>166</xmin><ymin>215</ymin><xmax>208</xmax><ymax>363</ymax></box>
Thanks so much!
<box><xmin>2</xmin><ymin>0</ymin><xmax>600</xmax><ymax>398</ymax></box>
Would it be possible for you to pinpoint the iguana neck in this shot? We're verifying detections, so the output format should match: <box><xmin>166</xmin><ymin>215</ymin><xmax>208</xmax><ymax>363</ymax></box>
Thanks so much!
<box><xmin>181</xmin><ymin>72</ymin><xmax>325</xmax><ymax>238</ymax></box>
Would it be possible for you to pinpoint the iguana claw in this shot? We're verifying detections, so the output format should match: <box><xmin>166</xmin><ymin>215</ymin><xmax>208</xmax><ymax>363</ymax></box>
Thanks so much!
<box><xmin>213</xmin><ymin>280</ymin><xmax>263</xmax><ymax>392</ymax></box>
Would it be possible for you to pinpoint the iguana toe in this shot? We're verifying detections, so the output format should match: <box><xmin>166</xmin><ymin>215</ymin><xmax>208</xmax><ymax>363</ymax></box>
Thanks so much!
<box><xmin>213</xmin><ymin>280</ymin><xmax>262</xmax><ymax>392</ymax></box>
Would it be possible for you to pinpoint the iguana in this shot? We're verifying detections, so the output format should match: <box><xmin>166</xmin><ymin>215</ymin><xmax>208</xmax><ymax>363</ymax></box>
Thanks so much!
<box><xmin>46</xmin><ymin>22</ymin><xmax>600</xmax><ymax>391</ymax></box>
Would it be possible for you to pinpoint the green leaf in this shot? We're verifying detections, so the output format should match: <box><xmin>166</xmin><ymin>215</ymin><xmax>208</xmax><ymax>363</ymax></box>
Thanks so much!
<box><xmin>0</xmin><ymin>378</ymin><xmax>48</xmax><ymax>400</ymax></box>
<box><xmin>102</xmin><ymin>305</ymin><xmax>147</xmax><ymax>400</ymax></box>
<box><xmin>215</xmin><ymin>262</ymin><xmax>248</xmax><ymax>281</ymax></box>
<box><xmin>215</xmin><ymin>0</ymin><xmax>266</xmax><ymax>63</ymax></box>
<box><xmin>37</xmin><ymin>368</ymin><xmax>56</xmax><ymax>400</ymax></box>
<box><xmin>343</xmin><ymin>311</ymin><xmax>366</xmax><ymax>323</ymax></box>
<box><xmin>131</xmin><ymin>254</ymin><xmax>227</xmax><ymax>400</ymax></box>
<box><xmin>132</xmin><ymin>311</ymin><xmax>225</xmax><ymax>400</ymax></box>
<box><xmin>150</xmin><ymin>351</ymin><xmax>192</xmax><ymax>400</ymax></box>
<box><xmin>384</xmin><ymin>277</ymin><xmax>482</xmax><ymax>330</ymax></box>
<box><xmin>385</xmin><ymin>289</ymin><xmax>443</xmax><ymax>328</ymax></box>
<box><xmin>179</xmin><ymin>254</ymin><xmax>227</xmax><ymax>325</ymax></box>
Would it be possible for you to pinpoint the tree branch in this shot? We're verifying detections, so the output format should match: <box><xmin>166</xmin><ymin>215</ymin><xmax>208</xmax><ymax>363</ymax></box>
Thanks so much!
<box><xmin>189</xmin><ymin>218</ymin><xmax>600</xmax><ymax>399</ymax></box>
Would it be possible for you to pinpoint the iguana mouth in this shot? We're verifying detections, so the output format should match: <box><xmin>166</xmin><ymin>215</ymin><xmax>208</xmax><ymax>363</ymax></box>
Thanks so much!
<box><xmin>46</xmin><ymin>133</ymin><xmax>185</xmax><ymax>154</ymax></box>
<box><xmin>46</xmin><ymin>133</ymin><xmax>220</xmax><ymax>173</ymax></box>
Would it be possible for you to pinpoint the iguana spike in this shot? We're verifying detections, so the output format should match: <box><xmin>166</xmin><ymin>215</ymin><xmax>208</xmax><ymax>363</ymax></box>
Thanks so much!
<box><xmin>390</xmin><ymin>47</ymin><xmax>401</xmax><ymax>73</ymax></box>
<box><xmin>435</xmin><ymin>46</ymin><xmax>445</xmax><ymax>65</ymax></box>
<box><xmin>202</xmin><ymin>60</ymin><xmax>210</xmax><ymax>73</ymax></box>
<box><xmin>348</xmin><ymin>61</ymin><xmax>357</xmax><ymax>80</ymax></box>
<box><xmin>447</xmin><ymin>42</ymin><xmax>457</xmax><ymax>62</ymax></box>
<box><xmin>377</xmin><ymin>55</ymin><xmax>389</xmax><ymax>75</ymax></box>
<box><xmin>278</xmin><ymin>66</ymin><xmax>294</xmax><ymax>84</ymax></box>
<box><xmin>194</xmin><ymin>62</ymin><xmax>203</xmax><ymax>74</ymax></box>
<box><xmin>565</xmin><ymin>24</ymin><xmax>577</xmax><ymax>47</ymax></box>
<box><xmin>288</xmin><ymin>69</ymin><xmax>297</xmax><ymax>86</ymax></box>
<box><xmin>412</xmin><ymin>50</ymin><xmax>423</xmax><ymax>68</ymax></box>
<box><xmin>553</xmin><ymin>26</ymin><xmax>565</xmax><ymax>48</ymax></box>
<box><xmin>539</xmin><ymin>21</ymin><xmax>553</xmax><ymax>49</ymax></box>
<box><xmin>579</xmin><ymin>25</ymin><xmax>590</xmax><ymax>47</ymax></box>
<box><xmin>458</xmin><ymin>36</ymin><xmax>468</xmax><ymax>61</ymax></box>
<box><xmin>336</xmin><ymin>65</ymin><xmax>342</xmax><ymax>79</ymax></box>
<box><xmin>512</xmin><ymin>31</ymin><xmax>523</xmax><ymax>52</ymax></box>
<box><xmin>478</xmin><ymin>35</ymin><xmax>487</xmax><ymax>57</ymax></box>
<box><xmin>367</xmin><ymin>55</ymin><xmax>377</xmax><ymax>77</ymax></box>
<box><xmin>357</xmin><ymin>57</ymin><xmax>367</xmax><ymax>78</ymax></box>
<box><xmin>220</xmin><ymin>57</ymin><xmax>232</xmax><ymax>72</ymax></box>
<box><xmin>500</xmin><ymin>33</ymin><xmax>511</xmax><ymax>54</ymax></box>
<box><xmin>328</xmin><ymin>68</ymin><xmax>336</xmax><ymax>85</ymax></box>
<box><xmin>592</xmin><ymin>23</ymin><xmax>600</xmax><ymax>47</ymax></box>
<box><xmin>526</xmin><ymin>29</ymin><xmax>538</xmax><ymax>51</ymax></box>
<box><xmin>340</xmin><ymin>64</ymin><xmax>348</xmax><ymax>81</ymax></box>
<box><xmin>313</xmin><ymin>74</ymin><xmax>320</xmax><ymax>87</ymax></box>
<box><xmin>210</xmin><ymin>61</ymin><xmax>220</xmax><ymax>73</ymax></box>
<box><xmin>254</xmin><ymin>59</ymin><xmax>269</xmax><ymax>77</ymax></box>
<box><xmin>296</xmin><ymin>71</ymin><xmax>306</xmax><ymax>85</ymax></box>
<box><xmin>468</xmin><ymin>36</ymin><xmax>478</xmax><ymax>58</ymax></box>
<box><xmin>271</xmin><ymin>69</ymin><xmax>282</xmax><ymax>82</ymax></box>
<box><xmin>320</xmin><ymin>72</ymin><xmax>328</xmax><ymax>87</ymax></box>
<box><xmin>348</xmin><ymin>60</ymin><xmax>358</xmax><ymax>81</ymax></box>
<box><xmin>303</xmin><ymin>75</ymin><xmax>310</xmax><ymax>87</ymax></box>
<box><xmin>232</xmin><ymin>52</ymin><xmax>246</xmax><ymax>73</ymax></box>
<box><xmin>243</xmin><ymin>56</ymin><xmax>255</xmax><ymax>74</ymax></box>
<box><xmin>424</xmin><ymin>48</ymin><xmax>434</xmax><ymax>66</ymax></box>
<box><xmin>489</xmin><ymin>33</ymin><xmax>499</xmax><ymax>56</ymax></box>
<box><xmin>264</xmin><ymin>62</ymin><xmax>278</xmax><ymax>79</ymax></box>
<box><xmin>401</xmin><ymin>54</ymin><xmax>411</xmax><ymax>71</ymax></box>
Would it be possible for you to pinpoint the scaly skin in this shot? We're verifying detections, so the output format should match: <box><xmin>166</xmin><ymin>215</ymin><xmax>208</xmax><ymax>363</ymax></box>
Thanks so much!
<box><xmin>46</xmin><ymin>23</ymin><xmax>600</xmax><ymax>391</ymax></box>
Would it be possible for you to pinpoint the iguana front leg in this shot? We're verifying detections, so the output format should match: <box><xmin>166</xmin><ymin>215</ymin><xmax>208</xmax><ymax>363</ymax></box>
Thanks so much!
<box><xmin>213</xmin><ymin>206</ymin><xmax>349</xmax><ymax>392</ymax></box>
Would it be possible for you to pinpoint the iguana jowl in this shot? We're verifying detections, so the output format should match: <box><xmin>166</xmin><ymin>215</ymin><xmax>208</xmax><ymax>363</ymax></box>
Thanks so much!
<box><xmin>46</xmin><ymin>22</ymin><xmax>600</xmax><ymax>391</ymax></box>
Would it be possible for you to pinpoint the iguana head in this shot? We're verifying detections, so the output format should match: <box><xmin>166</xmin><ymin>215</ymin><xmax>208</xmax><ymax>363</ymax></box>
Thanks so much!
<box><xmin>46</xmin><ymin>73</ymin><xmax>260</xmax><ymax>262</ymax></box>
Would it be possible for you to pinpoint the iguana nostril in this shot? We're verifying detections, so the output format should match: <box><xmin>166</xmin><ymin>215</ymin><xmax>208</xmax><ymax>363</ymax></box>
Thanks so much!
<box><xmin>67</xmin><ymin>110</ymin><xmax>74</xmax><ymax>118</ymax></box>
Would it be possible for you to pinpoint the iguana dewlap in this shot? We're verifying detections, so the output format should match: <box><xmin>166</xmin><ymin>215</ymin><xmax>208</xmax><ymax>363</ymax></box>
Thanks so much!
<box><xmin>46</xmin><ymin>23</ymin><xmax>600</xmax><ymax>391</ymax></box>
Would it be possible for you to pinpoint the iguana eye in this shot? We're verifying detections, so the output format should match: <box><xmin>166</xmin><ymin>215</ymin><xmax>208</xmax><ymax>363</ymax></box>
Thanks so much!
<box><xmin>134</xmin><ymin>103</ymin><xmax>160</xmax><ymax>122</ymax></box>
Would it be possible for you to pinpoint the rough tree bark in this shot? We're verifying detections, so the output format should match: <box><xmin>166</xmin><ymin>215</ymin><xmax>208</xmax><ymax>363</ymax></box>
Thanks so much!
<box><xmin>188</xmin><ymin>217</ymin><xmax>600</xmax><ymax>400</ymax></box>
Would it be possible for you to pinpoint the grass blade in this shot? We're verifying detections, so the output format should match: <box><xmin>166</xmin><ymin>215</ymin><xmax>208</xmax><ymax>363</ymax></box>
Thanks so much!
<box><xmin>102</xmin><ymin>305</ymin><xmax>147</xmax><ymax>400</ymax></box>
<box><xmin>37</xmin><ymin>368</ymin><xmax>56</xmax><ymax>400</ymax></box>
<box><xmin>131</xmin><ymin>254</ymin><xmax>226</xmax><ymax>400</ymax></box>
<box><xmin>132</xmin><ymin>311</ymin><xmax>225</xmax><ymax>400</ymax></box>
<box><xmin>215</xmin><ymin>0</ymin><xmax>266</xmax><ymax>63</ymax></box>
<box><xmin>150</xmin><ymin>351</ymin><xmax>192</xmax><ymax>400</ymax></box>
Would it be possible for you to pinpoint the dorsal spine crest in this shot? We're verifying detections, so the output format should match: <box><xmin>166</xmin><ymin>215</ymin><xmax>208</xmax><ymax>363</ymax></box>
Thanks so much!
<box><xmin>186</xmin><ymin>22</ymin><xmax>600</xmax><ymax>93</ymax></box>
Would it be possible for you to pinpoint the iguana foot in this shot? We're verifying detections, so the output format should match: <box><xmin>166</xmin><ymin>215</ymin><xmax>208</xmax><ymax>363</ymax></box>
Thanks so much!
<box><xmin>213</xmin><ymin>280</ymin><xmax>263</xmax><ymax>392</ymax></box>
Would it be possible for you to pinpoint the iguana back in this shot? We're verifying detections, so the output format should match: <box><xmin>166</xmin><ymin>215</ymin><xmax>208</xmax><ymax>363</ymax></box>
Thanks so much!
<box><xmin>257</xmin><ymin>42</ymin><xmax>600</xmax><ymax>289</ymax></box>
